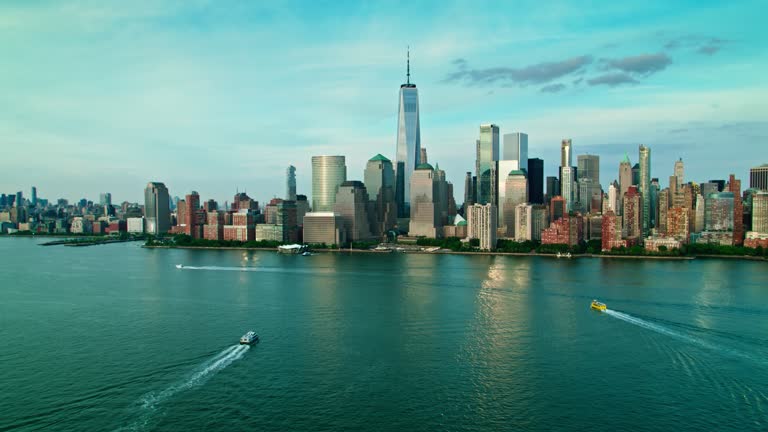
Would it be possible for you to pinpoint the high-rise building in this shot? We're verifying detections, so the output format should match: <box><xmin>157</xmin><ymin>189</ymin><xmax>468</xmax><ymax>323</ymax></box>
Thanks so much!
<box><xmin>144</xmin><ymin>182</ymin><xmax>170</xmax><ymax>234</ymax></box>
<box><xmin>694</xmin><ymin>194</ymin><xmax>705</xmax><ymax>233</ymax></box>
<box><xmin>286</xmin><ymin>165</ymin><xmax>297</xmax><ymax>201</ymax></box>
<box><xmin>701</xmin><ymin>182</ymin><xmax>719</xmax><ymax>198</ymax></box>
<box><xmin>184</xmin><ymin>191</ymin><xmax>201</xmax><ymax>238</ymax></box>
<box><xmin>296</xmin><ymin>195</ymin><xmax>310</xmax><ymax>226</ymax></box>
<box><xmin>601</xmin><ymin>210</ymin><xmax>624</xmax><ymax>251</ymax></box>
<box><xmin>667</xmin><ymin>206</ymin><xmax>691</xmax><ymax>244</ymax></box>
<box><xmin>409</xmin><ymin>163</ymin><xmax>441</xmax><ymax>238</ymax></box>
<box><xmin>546</xmin><ymin>176</ymin><xmax>560</xmax><ymax>203</ymax></box>
<box><xmin>550</xmin><ymin>196</ymin><xmax>566</xmax><ymax>223</ymax></box>
<box><xmin>303</xmin><ymin>212</ymin><xmax>346</xmax><ymax>246</ymax></box>
<box><xmin>704</xmin><ymin>192</ymin><xmax>734</xmax><ymax>232</ymax></box>
<box><xmin>364</xmin><ymin>154</ymin><xmax>397</xmax><ymax>237</ymax></box>
<box><xmin>463</xmin><ymin>172</ymin><xmax>474</xmax><ymax>209</ymax></box>
<box><xmin>502</xmin><ymin>170</ymin><xmax>528</xmax><ymax>237</ymax></box>
<box><xmin>674</xmin><ymin>158</ymin><xmax>684</xmax><ymax>187</ymax></box>
<box><xmin>203</xmin><ymin>211</ymin><xmax>224</xmax><ymax>241</ymax></box>
<box><xmin>607</xmin><ymin>182</ymin><xmax>618</xmax><ymax>213</ymax></box>
<box><xmin>709</xmin><ymin>180</ymin><xmax>726</xmax><ymax>192</ymax></box>
<box><xmin>514</xmin><ymin>203</ymin><xmax>532</xmax><ymax>242</ymax></box>
<box><xmin>503</xmin><ymin>133</ymin><xmax>528</xmax><ymax>165</ymax></box>
<box><xmin>577</xmin><ymin>178</ymin><xmax>601</xmax><ymax>214</ymax></box>
<box><xmin>527</xmin><ymin>158</ymin><xmax>544</xmax><ymax>204</ymax></box>
<box><xmin>638</xmin><ymin>145</ymin><xmax>651</xmax><ymax>235</ymax></box>
<box><xmin>577</xmin><ymin>154</ymin><xmax>600</xmax><ymax>184</ymax></box>
<box><xmin>395</xmin><ymin>49</ymin><xmax>421</xmax><ymax>217</ymax></box>
<box><xmin>657</xmin><ymin>188</ymin><xmax>670</xmax><ymax>235</ymax></box>
<box><xmin>751</xmin><ymin>192</ymin><xmax>768</xmax><ymax>233</ymax></box>
<box><xmin>728</xmin><ymin>174</ymin><xmax>744</xmax><ymax>245</ymax></box>
<box><xmin>476</xmin><ymin>124</ymin><xmax>500</xmax><ymax>205</ymax></box>
<box><xmin>750</xmin><ymin>164</ymin><xmax>768</xmax><ymax>191</ymax></box>
<box><xmin>31</xmin><ymin>187</ymin><xmax>37</xmax><ymax>207</ymax></box>
<box><xmin>334</xmin><ymin>181</ymin><xmax>373</xmax><ymax>242</ymax></box>
<box><xmin>311</xmin><ymin>155</ymin><xmax>346</xmax><ymax>212</ymax></box>
<box><xmin>632</xmin><ymin>163</ymin><xmax>640</xmax><ymax>186</ymax></box>
<box><xmin>623</xmin><ymin>186</ymin><xmax>642</xmax><ymax>240</ymax></box>
<box><xmin>100</xmin><ymin>193</ymin><xmax>112</xmax><ymax>207</ymax></box>
<box><xmin>467</xmin><ymin>203</ymin><xmax>497</xmax><ymax>251</ymax></box>
<box><xmin>559</xmin><ymin>166</ymin><xmax>577</xmax><ymax>212</ymax></box>
<box><xmin>420</xmin><ymin>148</ymin><xmax>428</xmax><ymax>165</ymax></box>
<box><xmin>560</xmin><ymin>139</ymin><xmax>572</xmax><ymax>167</ymax></box>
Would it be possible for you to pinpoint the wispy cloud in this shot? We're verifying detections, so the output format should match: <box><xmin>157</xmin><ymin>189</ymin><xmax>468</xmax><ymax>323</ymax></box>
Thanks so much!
<box><xmin>602</xmin><ymin>53</ymin><xmax>672</xmax><ymax>76</ymax></box>
<box><xmin>443</xmin><ymin>55</ymin><xmax>592</xmax><ymax>86</ymax></box>
<box><xmin>540</xmin><ymin>83</ymin><xmax>566</xmax><ymax>93</ymax></box>
<box><xmin>587</xmin><ymin>73</ymin><xmax>639</xmax><ymax>87</ymax></box>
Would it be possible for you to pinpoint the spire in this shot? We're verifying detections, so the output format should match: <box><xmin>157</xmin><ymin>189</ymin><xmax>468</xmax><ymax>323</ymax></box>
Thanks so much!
<box><xmin>407</xmin><ymin>45</ymin><xmax>410</xmax><ymax>85</ymax></box>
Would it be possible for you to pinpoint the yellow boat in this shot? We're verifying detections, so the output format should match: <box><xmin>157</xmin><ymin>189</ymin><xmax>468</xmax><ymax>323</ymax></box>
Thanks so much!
<box><xmin>590</xmin><ymin>299</ymin><xmax>607</xmax><ymax>311</ymax></box>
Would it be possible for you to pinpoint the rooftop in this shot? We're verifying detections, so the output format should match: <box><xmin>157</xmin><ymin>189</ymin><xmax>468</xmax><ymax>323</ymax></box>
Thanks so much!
<box><xmin>369</xmin><ymin>154</ymin><xmax>391</xmax><ymax>162</ymax></box>
<box><xmin>416</xmin><ymin>163</ymin><xmax>434</xmax><ymax>170</ymax></box>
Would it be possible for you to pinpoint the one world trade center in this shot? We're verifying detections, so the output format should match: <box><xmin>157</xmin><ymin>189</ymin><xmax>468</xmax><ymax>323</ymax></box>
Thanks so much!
<box><xmin>395</xmin><ymin>48</ymin><xmax>421</xmax><ymax>218</ymax></box>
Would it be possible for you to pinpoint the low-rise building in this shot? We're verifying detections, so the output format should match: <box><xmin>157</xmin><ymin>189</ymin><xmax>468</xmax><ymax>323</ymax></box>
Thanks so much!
<box><xmin>127</xmin><ymin>217</ymin><xmax>145</xmax><ymax>233</ymax></box>
<box><xmin>303</xmin><ymin>212</ymin><xmax>346</xmax><ymax>246</ymax></box>
<box><xmin>644</xmin><ymin>236</ymin><xmax>681</xmax><ymax>252</ymax></box>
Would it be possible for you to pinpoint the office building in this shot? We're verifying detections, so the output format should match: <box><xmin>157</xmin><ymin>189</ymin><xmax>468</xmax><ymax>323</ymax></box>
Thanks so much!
<box><xmin>127</xmin><ymin>217</ymin><xmax>145</xmax><ymax>234</ymax></box>
<box><xmin>296</xmin><ymin>195</ymin><xmax>310</xmax><ymax>226</ymax></box>
<box><xmin>286</xmin><ymin>165</ymin><xmax>297</xmax><ymax>201</ymax></box>
<box><xmin>203</xmin><ymin>211</ymin><xmax>224</xmax><ymax>241</ymax></box>
<box><xmin>31</xmin><ymin>187</ymin><xmax>37</xmax><ymax>207</ymax></box>
<box><xmin>667</xmin><ymin>206</ymin><xmax>691</xmax><ymax>244</ymax></box>
<box><xmin>303</xmin><ymin>212</ymin><xmax>346</xmax><ymax>246</ymax></box>
<box><xmin>577</xmin><ymin>154</ymin><xmax>600</xmax><ymax>184</ymax></box>
<box><xmin>409</xmin><ymin>163</ymin><xmax>441</xmax><ymax>238</ymax></box>
<box><xmin>334</xmin><ymin>181</ymin><xmax>373</xmax><ymax>242</ymax></box>
<box><xmin>546</xmin><ymin>176</ymin><xmax>560</xmax><ymax>203</ymax></box>
<box><xmin>607</xmin><ymin>182</ymin><xmax>618</xmax><ymax>213</ymax></box>
<box><xmin>674</xmin><ymin>158</ymin><xmax>684</xmax><ymax>187</ymax></box>
<box><xmin>527</xmin><ymin>158</ymin><xmax>544</xmax><ymax>204</ymax></box>
<box><xmin>639</xmin><ymin>145</ymin><xmax>651</xmax><ymax>235</ymax></box>
<box><xmin>559</xmin><ymin>166</ymin><xmax>577</xmax><ymax>212</ymax></box>
<box><xmin>502</xmin><ymin>170</ymin><xmax>528</xmax><ymax>237</ymax></box>
<box><xmin>144</xmin><ymin>182</ymin><xmax>170</xmax><ymax>234</ymax></box>
<box><xmin>657</xmin><ymin>188</ymin><xmax>669</xmax><ymax>235</ymax></box>
<box><xmin>541</xmin><ymin>215</ymin><xmax>583</xmax><ymax>246</ymax></box>
<box><xmin>550</xmin><ymin>196</ymin><xmax>566</xmax><ymax>223</ymax></box>
<box><xmin>623</xmin><ymin>186</ymin><xmax>642</xmax><ymax>240</ymax></box>
<box><xmin>561</xmin><ymin>139</ymin><xmax>572</xmax><ymax>167</ymax></box>
<box><xmin>467</xmin><ymin>203</ymin><xmax>497</xmax><ymax>251</ymax></box>
<box><xmin>476</xmin><ymin>124</ymin><xmax>500</xmax><ymax>205</ymax></box>
<box><xmin>463</xmin><ymin>172</ymin><xmax>474</xmax><ymax>208</ymax></box>
<box><xmin>364</xmin><ymin>154</ymin><xmax>397</xmax><ymax>236</ymax></box>
<box><xmin>728</xmin><ymin>174</ymin><xmax>744</xmax><ymax>245</ymax></box>
<box><xmin>420</xmin><ymin>148</ymin><xmax>428</xmax><ymax>165</ymax></box>
<box><xmin>694</xmin><ymin>194</ymin><xmax>705</xmax><ymax>233</ymax></box>
<box><xmin>618</xmin><ymin>155</ymin><xmax>632</xmax><ymax>214</ymax></box>
<box><xmin>601</xmin><ymin>210</ymin><xmax>625</xmax><ymax>251</ymax></box>
<box><xmin>750</xmin><ymin>164</ymin><xmax>768</xmax><ymax>190</ymax></box>
<box><xmin>395</xmin><ymin>49</ymin><xmax>421</xmax><ymax>217</ymax></box>
<box><xmin>503</xmin><ymin>133</ymin><xmax>528</xmax><ymax>165</ymax></box>
<box><xmin>705</xmin><ymin>192</ymin><xmax>734</xmax><ymax>232</ymax></box>
<box><xmin>311</xmin><ymin>155</ymin><xmax>346</xmax><ymax>212</ymax></box>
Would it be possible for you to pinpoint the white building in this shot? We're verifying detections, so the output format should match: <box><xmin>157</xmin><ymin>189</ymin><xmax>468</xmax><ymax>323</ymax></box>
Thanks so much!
<box><xmin>514</xmin><ymin>203</ymin><xmax>532</xmax><ymax>242</ymax></box>
<box><xmin>467</xmin><ymin>203</ymin><xmax>497</xmax><ymax>251</ymax></box>
<box><xmin>127</xmin><ymin>217</ymin><xmax>145</xmax><ymax>233</ymax></box>
<box><xmin>70</xmin><ymin>217</ymin><xmax>92</xmax><ymax>234</ymax></box>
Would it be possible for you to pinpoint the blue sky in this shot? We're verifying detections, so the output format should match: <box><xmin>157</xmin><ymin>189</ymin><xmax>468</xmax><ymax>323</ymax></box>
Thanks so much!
<box><xmin>1</xmin><ymin>0</ymin><xmax>766</xmax><ymax>205</ymax></box>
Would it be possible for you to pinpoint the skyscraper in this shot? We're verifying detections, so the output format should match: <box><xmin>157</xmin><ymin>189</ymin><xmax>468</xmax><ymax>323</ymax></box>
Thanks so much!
<box><xmin>503</xmin><ymin>133</ymin><xmax>528</xmax><ymax>165</ymax></box>
<box><xmin>623</xmin><ymin>186</ymin><xmax>642</xmax><ymax>239</ymax></box>
<box><xmin>364</xmin><ymin>154</ymin><xmax>397</xmax><ymax>236</ymax></box>
<box><xmin>467</xmin><ymin>203</ymin><xmax>497</xmax><ymax>251</ymax></box>
<box><xmin>559</xmin><ymin>166</ymin><xmax>577</xmax><ymax>212</ymax></box>
<box><xmin>674</xmin><ymin>158</ymin><xmax>684</xmax><ymax>187</ymax></box>
<box><xmin>639</xmin><ymin>145</ymin><xmax>651</xmax><ymax>235</ymax></box>
<box><xmin>463</xmin><ymin>172</ymin><xmax>474</xmax><ymax>208</ymax></box>
<box><xmin>502</xmin><ymin>170</ymin><xmax>528</xmax><ymax>237</ymax></box>
<box><xmin>31</xmin><ymin>187</ymin><xmax>37</xmax><ymax>207</ymax></box>
<box><xmin>752</xmin><ymin>192</ymin><xmax>768</xmax><ymax>233</ymax></box>
<box><xmin>728</xmin><ymin>174</ymin><xmax>744</xmax><ymax>245</ymax></box>
<box><xmin>527</xmin><ymin>158</ymin><xmax>544</xmax><ymax>204</ymax></box>
<box><xmin>750</xmin><ymin>164</ymin><xmax>768</xmax><ymax>191</ymax></box>
<box><xmin>144</xmin><ymin>182</ymin><xmax>170</xmax><ymax>234</ymax></box>
<box><xmin>409</xmin><ymin>163</ymin><xmax>440</xmax><ymax>238</ymax></box>
<box><xmin>546</xmin><ymin>176</ymin><xmax>560</xmax><ymax>203</ymax></box>
<box><xmin>100</xmin><ymin>193</ymin><xmax>112</xmax><ymax>207</ymax></box>
<box><xmin>311</xmin><ymin>156</ymin><xmax>346</xmax><ymax>212</ymax></box>
<box><xmin>395</xmin><ymin>49</ymin><xmax>421</xmax><ymax>217</ymax></box>
<box><xmin>420</xmin><ymin>148</ymin><xmax>428</xmax><ymax>165</ymax></box>
<box><xmin>334</xmin><ymin>181</ymin><xmax>373</xmax><ymax>242</ymax></box>
<box><xmin>561</xmin><ymin>139</ymin><xmax>572</xmax><ymax>167</ymax></box>
<box><xmin>577</xmin><ymin>154</ymin><xmax>600</xmax><ymax>184</ymax></box>
<box><xmin>618</xmin><ymin>155</ymin><xmax>632</xmax><ymax>215</ymax></box>
<box><xmin>476</xmin><ymin>124</ymin><xmax>499</xmax><ymax>205</ymax></box>
<box><xmin>286</xmin><ymin>165</ymin><xmax>297</xmax><ymax>201</ymax></box>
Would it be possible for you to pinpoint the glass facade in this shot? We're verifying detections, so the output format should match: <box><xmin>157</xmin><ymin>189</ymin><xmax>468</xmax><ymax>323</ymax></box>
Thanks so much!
<box><xmin>476</xmin><ymin>124</ymin><xmax>499</xmax><ymax>205</ymax></box>
<box><xmin>395</xmin><ymin>85</ymin><xmax>421</xmax><ymax>217</ymax></box>
<box><xmin>639</xmin><ymin>145</ymin><xmax>651</xmax><ymax>235</ymax></box>
<box><xmin>311</xmin><ymin>156</ymin><xmax>347</xmax><ymax>212</ymax></box>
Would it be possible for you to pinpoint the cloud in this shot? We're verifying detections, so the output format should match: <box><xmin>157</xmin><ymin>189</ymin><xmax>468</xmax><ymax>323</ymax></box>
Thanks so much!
<box><xmin>663</xmin><ymin>35</ymin><xmax>728</xmax><ymax>56</ymax></box>
<box><xmin>587</xmin><ymin>73</ymin><xmax>638</xmax><ymax>87</ymax></box>
<box><xmin>443</xmin><ymin>55</ymin><xmax>592</xmax><ymax>86</ymax></box>
<box><xmin>603</xmin><ymin>53</ymin><xmax>672</xmax><ymax>76</ymax></box>
<box><xmin>697</xmin><ymin>45</ymin><xmax>720</xmax><ymax>56</ymax></box>
<box><xmin>540</xmin><ymin>83</ymin><xmax>566</xmax><ymax>93</ymax></box>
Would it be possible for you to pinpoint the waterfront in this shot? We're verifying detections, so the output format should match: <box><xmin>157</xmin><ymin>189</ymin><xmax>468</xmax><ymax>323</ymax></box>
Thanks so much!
<box><xmin>1</xmin><ymin>237</ymin><xmax>767</xmax><ymax>431</ymax></box>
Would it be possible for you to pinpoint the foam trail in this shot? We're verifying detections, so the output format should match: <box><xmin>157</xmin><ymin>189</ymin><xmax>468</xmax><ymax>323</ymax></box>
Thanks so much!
<box><xmin>605</xmin><ymin>309</ymin><xmax>760</xmax><ymax>364</ymax></box>
<box><xmin>119</xmin><ymin>345</ymin><xmax>249</xmax><ymax>431</ymax></box>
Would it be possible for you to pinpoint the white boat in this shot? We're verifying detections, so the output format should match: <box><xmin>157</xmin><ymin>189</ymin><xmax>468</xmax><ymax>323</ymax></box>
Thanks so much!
<box><xmin>302</xmin><ymin>251</ymin><xmax>311</xmax><ymax>256</ymax></box>
<box><xmin>176</xmin><ymin>264</ymin><xmax>183</xmax><ymax>269</ymax></box>
<box><xmin>239</xmin><ymin>331</ymin><xmax>259</xmax><ymax>345</ymax></box>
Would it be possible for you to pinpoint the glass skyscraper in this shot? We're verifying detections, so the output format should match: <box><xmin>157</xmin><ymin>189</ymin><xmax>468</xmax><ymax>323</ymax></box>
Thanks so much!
<box><xmin>311</xmin><ymin>156</ymin><xmax>347</xmax><ymax>212</ymax></box>
<box><xmin>476</xmin><ymin>124</ymin><xmax>499</xmax><ymax>205</ymax></box>
<box><xmin>639</xmin><ymin>145</ymin><xmax>651</xmax><ymax>235</ymax></box>
<box><xmin>144</xmin><ymin>182</ymin><xmax>170</xmax><ymax>234</ymax></box>
<box><xmin>395</xmin><ymin>51</ymin><xmax>421</xmax><ymax>218</ymax></box>
<box><xmin>286</xmin><ymin>165</ymin><xmax>297</xmax><ymax>201</ymax></box>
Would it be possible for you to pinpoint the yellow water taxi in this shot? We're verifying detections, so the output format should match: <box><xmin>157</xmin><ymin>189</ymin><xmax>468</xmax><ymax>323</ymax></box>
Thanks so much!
<box><xmin>590</xmin><ymin>300</ymin><xmax>607</xmax><ymax>311</ymax></box>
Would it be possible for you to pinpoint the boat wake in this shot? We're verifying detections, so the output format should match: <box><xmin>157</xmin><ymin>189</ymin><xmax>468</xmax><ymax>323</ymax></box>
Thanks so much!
<box><xmin>604</xmin><ymin>309</ymin><xmax>761</xmax><ymax>364</ymax></box>
<box><xmin>118</xmin><ymin>345</ymin><xmax>249</xmax><ymax>431</ymax></box>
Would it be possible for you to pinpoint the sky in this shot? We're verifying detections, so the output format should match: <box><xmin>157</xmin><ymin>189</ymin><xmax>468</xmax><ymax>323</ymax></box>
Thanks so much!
<box><xmin>1</xmin><ymin>0</ymin><xmax>767</xmax><ymax>205</ymax></box>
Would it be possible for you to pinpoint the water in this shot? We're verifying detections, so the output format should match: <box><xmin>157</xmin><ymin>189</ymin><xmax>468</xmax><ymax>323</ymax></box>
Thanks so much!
<box><xmin>1</xmin><ymin>238</ymin><xmax>767</xmax><ymax>431</ymax></box>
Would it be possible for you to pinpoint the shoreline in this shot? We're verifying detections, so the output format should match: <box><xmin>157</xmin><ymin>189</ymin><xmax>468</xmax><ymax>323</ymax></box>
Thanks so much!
<box><xmin>141</xmin><ymin>245</ymin><xmax>765</xmax><ymax>261</ymax></box>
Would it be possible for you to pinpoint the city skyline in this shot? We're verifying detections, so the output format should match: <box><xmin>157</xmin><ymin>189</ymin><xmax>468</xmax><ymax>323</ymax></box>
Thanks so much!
<box><xmin>1</xmin><ymin>1</ymin><xmax>767</xmax><ymax>204</ymax></box>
